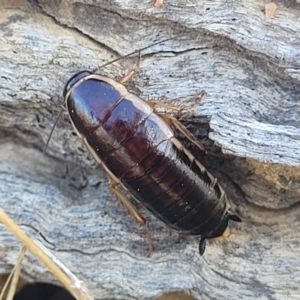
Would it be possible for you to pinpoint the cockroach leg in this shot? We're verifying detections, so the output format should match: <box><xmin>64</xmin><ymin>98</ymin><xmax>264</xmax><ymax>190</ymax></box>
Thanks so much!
<box><xmin>82</xmin><ymin>138</ymin><xmax>154</xmax><ymax>254</ymax></box>
<box><xmin>120</xmin><ymin>52</ymin><xmax>141</xmax><ymax>84</ymax></box>
<box><xmin>147</xmin><ymin>99</ymin><xmax>182</xmax><ymax>112</ymax></box>
<box><xmin>148</xmin><ymin>90</ymin><xmax>206</xmax><ymax>113</ymax></box>
<box><xmin>144</xmin><ymin>223</ymin><xmax>153</xmax><ymax>257</ymax></box>
<box><xmin>148</xmin><ymin>91</ymin><xmax>207</xmax><ymax>153</ymax></box>
<box><xmin>109</xmin><ymin>180</ymin><xmax>153</xmax><ymax>255</ymax></box>
<box><xmin>162</xmin><ymin>114</ymin><xmax>206</xmax><ymax>152</ymax></box>
<box><xmin>109</xmin><ymin>180</ymin><xmax>145</xmax><ymax>225</ymax></box>
<box><xmin>182</xmin><ymin>90</ymin><xmax>207</xmax><ymax>111</ymax></box>
<box><xmin>170</xmin><ymin>136</ymin><xmax>201</xmax><ymax>169</ymax></box>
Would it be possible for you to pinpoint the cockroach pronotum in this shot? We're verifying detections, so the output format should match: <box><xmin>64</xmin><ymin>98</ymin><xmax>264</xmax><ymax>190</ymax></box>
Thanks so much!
<box><xmin>48</xmin><ymin>37</ymin><xmax>241</xmax><ymax>255</ymax></box>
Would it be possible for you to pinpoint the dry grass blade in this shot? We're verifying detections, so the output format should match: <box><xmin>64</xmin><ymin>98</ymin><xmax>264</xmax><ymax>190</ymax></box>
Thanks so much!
<box><xmin>0</xmin><ymin>207</ymin><xmax>94</xmax><ymax>300</ymax></box>
<box><xmin>0</xmin><ymin>246</ymin><xmax>27</xmax><ymax>300</ymax></box>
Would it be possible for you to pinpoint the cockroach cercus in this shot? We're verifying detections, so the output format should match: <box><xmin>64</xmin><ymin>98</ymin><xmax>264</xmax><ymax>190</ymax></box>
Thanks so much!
<box><xmin>46</xmin><ymin>36</ymin><xmax>241</xmax><ymax>255</ymax></box>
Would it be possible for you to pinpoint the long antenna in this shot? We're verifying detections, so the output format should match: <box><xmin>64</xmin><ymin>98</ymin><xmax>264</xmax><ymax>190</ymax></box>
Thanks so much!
<box><xmin>91</xmin><ymin>35</ymin><xmax>181</xmax><ymax>73</ymax></box>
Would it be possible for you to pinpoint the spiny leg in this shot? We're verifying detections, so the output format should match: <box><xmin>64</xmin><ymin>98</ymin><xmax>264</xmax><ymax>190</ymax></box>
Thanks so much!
<box><xmin>82</xmin><ymin>138</ymin><xmax>154</xmax><ymax>253</ymax></box>
<box><xmin>162</xmin><ymin>114</ymin><xmax>206</xmax><ymax>152</ymax></box>
<box><xmin>109</xmin><ymin>180</ymin><xmax>153</xmax><ymax>255</ymax></box>
<box><xmin>148</xmin><ymin>90</ymin><xmax>207</xmax><ymax>113</ymax></box>
<box><xmin>149</xmin><ymin>91</ymin><xmax>207</xmax><ymax>153</ymax></box>
<box><xmin>180</xmin><ymin>90</ymin><xmax>207</xmax><ymax>111</ymax></box>
<box><xmin>151</xmin><ymin>92</ymin><xmax>221</xmax><ymax>188</ymax></box>
<box><xmin>120</xmin><ymin>51</ymin><xmax>141</xmax><ymax>84</ymax></box>
<box><xmin>147</xmin><ymin>99</ymin><xmax>183</xmax><ymax>112</ymax></box>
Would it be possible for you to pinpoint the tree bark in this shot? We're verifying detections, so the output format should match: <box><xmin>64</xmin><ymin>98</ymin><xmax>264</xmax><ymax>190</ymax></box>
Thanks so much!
<box><xmin>0</xmin><ymin>0</ymin><xmax>300</xmax><ymax>299</ymax></box>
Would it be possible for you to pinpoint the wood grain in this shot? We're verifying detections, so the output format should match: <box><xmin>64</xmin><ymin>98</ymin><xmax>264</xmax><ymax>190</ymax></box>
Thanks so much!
<box><xmin>0</xmin><ymin>1</ymin><xmax>299</xmax><ymax>299</ymax></box>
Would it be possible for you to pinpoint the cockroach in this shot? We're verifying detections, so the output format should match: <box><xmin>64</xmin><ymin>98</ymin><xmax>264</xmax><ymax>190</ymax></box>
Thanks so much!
<box><xmin>48</xmin><ymin>37</ymin><xmax>241</xmax><ymax>255</ymax></box>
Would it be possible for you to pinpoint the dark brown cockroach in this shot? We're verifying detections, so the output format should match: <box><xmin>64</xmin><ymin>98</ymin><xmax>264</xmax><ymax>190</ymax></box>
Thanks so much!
<box><xmin>56</xmin><ymin>38</ymin><xmax>241</xmax><ymax>255</ymax></box>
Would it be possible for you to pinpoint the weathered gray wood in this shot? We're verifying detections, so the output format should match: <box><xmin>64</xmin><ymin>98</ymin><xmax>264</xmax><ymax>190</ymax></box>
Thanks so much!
<box><xmin>0</xmin><ymin>0</ymin><xmax>300</xmax><ymax>299</ymax></box>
